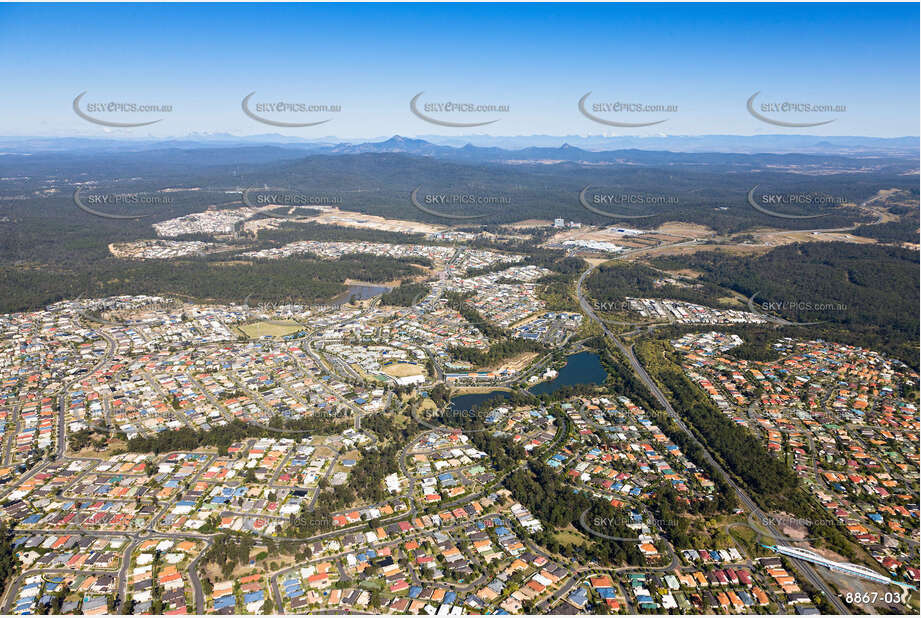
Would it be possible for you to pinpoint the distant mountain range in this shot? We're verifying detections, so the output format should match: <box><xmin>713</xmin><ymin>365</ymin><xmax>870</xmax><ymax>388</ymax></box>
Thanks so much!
<box><xmin>1</xmin><ymin>133</ymin><xmax>917</xmax><ymax>157</ymax></box>
<box><xmin>424</xmin><ymin>134</ymin><xmax>921</xmax><ymax>155</ymax></box>
<box><xmin>304</xmin><ymin>136</ymin><xmax>920</xmax><ymax>169</ymax></box>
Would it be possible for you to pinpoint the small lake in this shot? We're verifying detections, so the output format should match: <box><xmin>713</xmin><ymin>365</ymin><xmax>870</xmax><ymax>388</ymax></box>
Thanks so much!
<box><xmin>448</xmin><ymin>390</ymin><xmax>514</xmax><ymax>411</ymax></box>
<box><xmin>528</xmin><ymin>351</ymin><xmax>607</xmax><ymax>395</ymax></box>
<box><xmin>331</xmin><ymin>284</ymin><xmax>391</xmax><ymax>305</ymax></box>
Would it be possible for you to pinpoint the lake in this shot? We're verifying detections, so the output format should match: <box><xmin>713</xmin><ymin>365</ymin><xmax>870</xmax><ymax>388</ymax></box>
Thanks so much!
<box><xmin>448</xmin><ymin>390</ymin><xmax>514</xmax><ymax>411</ymax></box>
<box><xmin>331</xmin><ymin>284</ymin><xmax>391</xmax><ymax>305</ymax></box>
<box><xmin>528</xmin><ymin>351</ymin><xmax>607</xmax><ymax>395</ymax></box>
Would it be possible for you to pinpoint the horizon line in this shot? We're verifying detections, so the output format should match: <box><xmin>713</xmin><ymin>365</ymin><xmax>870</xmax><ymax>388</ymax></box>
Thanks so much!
<box><xmin>2</xmin><ymin>133</ymin><xmax>918</xmax><ymax>142</ymax></box>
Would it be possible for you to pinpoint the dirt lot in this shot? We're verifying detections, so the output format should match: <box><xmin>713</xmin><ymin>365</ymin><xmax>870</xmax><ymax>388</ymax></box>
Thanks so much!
<box><xmin>382</xmin><ymin>362</ymin><xmax>425</xmax><ymax>378</ymax></box>
<box><xmin>308</xmin><ymin>207</ymin><xmax>445</xmax><ymax>235</ymax></box>
<box><xmin>505</xmin><ymin>219</ymin><xmax>553</xmax><ymax>228</ymax></box>
<box><xmin>754</xmin><ymin>229</ymin><xmax>877</xmax><ymax>245</ymax></box>
<box><xmin>237</xmin><ymin>320</ymin><xmax>303</xmax><ymax>338</ymax></box>
<box><xmin>546</xmin><ymin>225</ymin><xmax>670</xmax><ymax>246</ymax></box>
<box><xmin>312</xmin><ymin>445</ymin><xmax>338</xmax><ymax>459</ymax></box>
<box><xmin>633</xmin><ymin>242</ymin><xmax>767</xmax><ymax>259</ymax></box>
<box><xmin>662</xmin><ymin>267</ymin><xmax>704</xmax><ymax>278</ymax></box>
<box><xmin>492</xmin><ymin>351</ymin><xmax>540</xmax><ymax>373</ymax></box>
<box><xmin>652</xmin><ymin>221</ymin><xmax>714</xmax><ymax>238</ymax></box>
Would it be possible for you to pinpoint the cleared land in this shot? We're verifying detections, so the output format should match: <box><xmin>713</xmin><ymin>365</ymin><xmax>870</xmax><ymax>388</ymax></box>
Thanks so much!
<box><xmin>381</xmin><ymin>363</ymin><xmax>426</xmax><ymax>378</ymax></box>
<box><xmin>238</xmin><ymin>319</ymin><xmax>303</xmax><ymax>338</ymax></box>
<box><xmin>309</xmin><ymin>206</ymin><xmax>445</xmax><ymax>235</ymax></box>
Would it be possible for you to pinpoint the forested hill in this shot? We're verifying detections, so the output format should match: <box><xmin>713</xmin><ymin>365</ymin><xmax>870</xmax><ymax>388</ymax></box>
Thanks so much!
<box><xmin>654</xmin><ymin>242</ymin><xmax>920</xmax><ymax>366</ymax></box>
<box><xmin>3</xmin><ymin>145</ymin><xmax>916</xmax><ymax>234</ymax></box>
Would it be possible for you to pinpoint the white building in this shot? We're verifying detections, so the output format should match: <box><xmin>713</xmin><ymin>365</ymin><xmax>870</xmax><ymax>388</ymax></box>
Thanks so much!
<box><xmin>395</xmin><ymin>373</ymin><xmax>425</xmax><ymax>387</ymax></box>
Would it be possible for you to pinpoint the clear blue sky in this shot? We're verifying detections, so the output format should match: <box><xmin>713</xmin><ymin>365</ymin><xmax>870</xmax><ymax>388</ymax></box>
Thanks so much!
<box><xmin>0</xmin><ymin>2</ymin><xmax>917</xmax><ymax>138</ymax></box>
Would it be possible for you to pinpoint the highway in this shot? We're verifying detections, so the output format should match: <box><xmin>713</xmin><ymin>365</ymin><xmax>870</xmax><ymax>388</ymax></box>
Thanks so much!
<box><xmin>1</xmin><ymin>250</ymin><xmax>861</xmax><ymax>615</ymax></box>
<box><xmin>576</xmin><ymin>262</ymin><xmax>851</xmax><ymax>615</ymax></box>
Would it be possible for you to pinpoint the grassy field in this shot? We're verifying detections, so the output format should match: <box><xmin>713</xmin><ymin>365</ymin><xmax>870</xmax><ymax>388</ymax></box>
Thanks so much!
<box><xmin>724</xmin><ymin>520</ymin><xmax>759</xmax><ymax>557</ymax></box>
<box><xmin>381</xmin><ymin>362</ymin><xmax>425</xmax><ymax>378</ymax></box>
<box><xmin>553</xmin><ymin>527</ymin><xmax>587</xmax><ymax>548</ymax></box>
<box><xmin>238</xmin><ymin>319</ymin><xmax>303</xmax><ymax>338</ymax></box>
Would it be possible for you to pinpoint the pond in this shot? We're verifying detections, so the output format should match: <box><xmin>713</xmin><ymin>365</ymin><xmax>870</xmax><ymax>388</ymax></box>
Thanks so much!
<box><xmin>528</xmin><ymin>351</ymin><xmax>607</xmax><ymax>395</ymax></box>
<box><xmin>448</xmin><ymin>389</ymin><xmax>514</xmax><ymax>411</ymax></box>
<box><xmin>331</xmin><ymin>284</ymin><xmax>392</xmax><ymax>305</ymax></box>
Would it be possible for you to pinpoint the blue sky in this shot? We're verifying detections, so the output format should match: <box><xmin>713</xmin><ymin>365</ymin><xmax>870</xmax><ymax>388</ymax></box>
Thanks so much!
<box><xmin>0</xmin><ymin>2</ymin><xmax>917</xmax><ymax>138</ymax></box>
